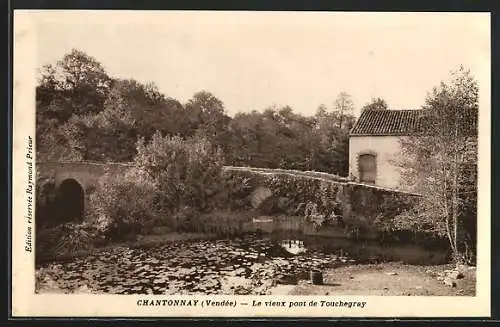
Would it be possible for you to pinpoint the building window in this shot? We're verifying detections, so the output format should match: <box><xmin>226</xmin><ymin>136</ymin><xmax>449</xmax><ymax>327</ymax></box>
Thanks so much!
<box><xmin>358</xmin><ymin>153</ymin><xmax>376</xmax><ymax>184</ymax></box>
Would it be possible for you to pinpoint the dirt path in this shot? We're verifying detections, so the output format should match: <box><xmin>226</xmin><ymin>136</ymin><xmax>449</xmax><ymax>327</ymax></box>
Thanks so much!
<box><xmin>270</xmin><ymin>262</ymin><xmax>476</xmax><ymax>296</ymax></box>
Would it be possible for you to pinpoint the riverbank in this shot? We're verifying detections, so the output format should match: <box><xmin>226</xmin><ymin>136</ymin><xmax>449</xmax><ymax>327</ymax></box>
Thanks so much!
<box><xmin>269</xmin><ymin>262</ymin><xmax>476</xmax><ymax>296</ymax></box>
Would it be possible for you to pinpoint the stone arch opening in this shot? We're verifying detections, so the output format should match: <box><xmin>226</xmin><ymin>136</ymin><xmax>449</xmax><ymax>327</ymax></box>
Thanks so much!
<box><xmin>57</xmin><ymin>178</ymin><xmax>85</xmax><ymax>224</ymax></box>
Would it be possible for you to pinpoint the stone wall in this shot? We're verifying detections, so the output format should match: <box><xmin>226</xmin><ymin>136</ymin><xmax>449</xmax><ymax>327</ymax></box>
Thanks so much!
<box><xmin>342</xmin><ymin>182</ymin><xmax>420</xmax><ymax>232</ymax></box>
<box><xmin>224</xmin><ymin>167</ymin><xmax>421</xmax><ymax>238</ymax></box>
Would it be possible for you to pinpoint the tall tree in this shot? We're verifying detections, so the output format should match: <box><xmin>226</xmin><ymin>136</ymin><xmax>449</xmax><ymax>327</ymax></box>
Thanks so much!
<box><xmin>310</xmin><ymin>102</ymin><xmax>354</xmax><ymax>176</ymax></box>
<box><xmin>333</xmin><ymin>92</ymin><xmax>354</xmax><ymax>129</ymax></box>
<box><xmin>225</xmin><ymin>110</ymin><xmax>266</xmax><ymax>167</ymax></box>
<box><xmin>184</xmin><ymin>91</ymin><xmax>230</xmax><ymax>139</ymax></box>
<box><xmin>394</xmin><ymin>66</ymin><xmax>478</xmax><ymax>264</ymax></box>
<box><xmin>361</xmin><ymin>97</ymin><xmax>388</xmax><ymax>112</ymax></box>
<box><xmin>37</xmin><ymin>49</ymin><xmax>112</xmax><ymax>120</ymax></box>
<box><xmin>36</xmin><ymin>49</ymin><xmax>112</xmax><ymax>161</ymax></box>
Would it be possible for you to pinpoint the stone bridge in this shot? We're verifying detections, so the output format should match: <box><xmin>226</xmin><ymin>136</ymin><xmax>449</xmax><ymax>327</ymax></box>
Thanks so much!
<box><xmin>37</xmin><ymin>161</ymin><xmax>420</xmax><ymax>228</ymax></box>
<box><xmin>37</xmin><ymin>161</ymin><xmax>134</xmax><ymax>223</ymax></box>
<box><xmin>38</xmin><ymin>161</ymin><xmax>134</xmax><ymax>190</ymax></box>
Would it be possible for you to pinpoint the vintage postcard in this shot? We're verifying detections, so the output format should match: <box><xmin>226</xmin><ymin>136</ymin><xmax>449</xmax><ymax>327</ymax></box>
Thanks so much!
<box><xmin>11</xmin><ymin>10</ymin><xmax>491</xmax><ymax>318</ymax></box>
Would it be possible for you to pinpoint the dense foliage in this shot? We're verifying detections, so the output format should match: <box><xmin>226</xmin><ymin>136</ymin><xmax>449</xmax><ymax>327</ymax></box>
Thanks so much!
<box><xmin>88</xmin><ymin>133</ymin><xmax>251</xmax><ymax>239</ymax></box>
<box><xmin>37</xmin><ymin>49</ymin><xmax>356</xmax><ymax>176</ymax></box>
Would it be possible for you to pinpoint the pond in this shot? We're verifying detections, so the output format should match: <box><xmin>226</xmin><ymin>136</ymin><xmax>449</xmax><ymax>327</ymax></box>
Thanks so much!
<box><xmin>249</xmin><ymin>216</ymin><xmax>450</xmax><ymax>265</ymax></box>
<box><xmin>35</xmin><ymin>233</ymin><xmax>448</xmax><ymax>295</ymax></box>
<box><xmin>268</xmin><ymin>230</ymin><xmax>449</xmax><ymax>265</ymax></box>
<box><xmin>36</xmin><ymin>234</ymin><xmax>350</xmax><ymax>295</ymax></box>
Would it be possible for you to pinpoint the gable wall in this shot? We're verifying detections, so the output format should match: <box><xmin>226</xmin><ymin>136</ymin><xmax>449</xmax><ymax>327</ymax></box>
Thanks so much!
<box><xmin>349</xmin><ymin>135</ymin><xmax>403</xmax><ymax>189</ymax></box>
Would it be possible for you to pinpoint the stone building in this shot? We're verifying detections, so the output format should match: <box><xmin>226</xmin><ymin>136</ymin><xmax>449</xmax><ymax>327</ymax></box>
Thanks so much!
<box><xmin>348</xmin><ymin>109</ymin><xmax>424</xmax><ymax>190</ymax></box>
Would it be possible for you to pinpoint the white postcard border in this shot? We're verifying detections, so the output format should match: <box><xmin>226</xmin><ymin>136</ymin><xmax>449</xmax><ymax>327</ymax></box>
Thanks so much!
<box><xmin>11</xmin><ymin>10</ymin><xmax>492</xmax><ymax>318</ymax></box>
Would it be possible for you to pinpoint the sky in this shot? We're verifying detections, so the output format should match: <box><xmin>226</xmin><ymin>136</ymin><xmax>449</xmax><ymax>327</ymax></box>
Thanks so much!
<box><xmin>31</xmin><ymin>11</ymin><xmax>490</xmax><ymax>117</ymax></box>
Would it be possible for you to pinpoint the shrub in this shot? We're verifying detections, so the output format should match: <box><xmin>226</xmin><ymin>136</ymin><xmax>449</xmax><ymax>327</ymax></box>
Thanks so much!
<box><xmin>171</xmin><ymin>206</ymin><xmax>201</xmax><ymax>233</ymax></box>
<box><xmin>88</xmin><ymin>132</ymin><xmax>231</xmax><ymax>236</ymax></box>
<box><xmin>135</xmin><ymin>132</ymin><xmax>227</xmax><ymax>214</ymax></box>
<box><xmin>88</xmin><ymin>167</ymin><xmax>158</xmax><ymax>241</ymax></box>
<box><xmin>36</xmin><ymin>222</ymin><xmax>103</xmax><ymax>264</ymax></box>
<box><xmin>54</xmin><ymin>223</ymin><xmax>101</xmax><ymax>254</ymax></box>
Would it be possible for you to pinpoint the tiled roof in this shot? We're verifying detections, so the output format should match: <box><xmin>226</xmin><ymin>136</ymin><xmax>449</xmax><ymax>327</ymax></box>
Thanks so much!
<box><xmin>350</xmin><ymin>109</ymin><xmax>425</xmax><ymax>136</ymax></box>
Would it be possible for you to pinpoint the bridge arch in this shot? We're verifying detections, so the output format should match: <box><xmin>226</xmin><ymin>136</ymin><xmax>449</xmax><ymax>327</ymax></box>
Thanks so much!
<box><xmin>57</xmin><ymin>178</ymin><xmax>85</xmax><ymax>223</ymax></box>
<box><xmin>37</xmin><ymin>161</ymin><xmax>134</xmax><ymax>224</ymax></box>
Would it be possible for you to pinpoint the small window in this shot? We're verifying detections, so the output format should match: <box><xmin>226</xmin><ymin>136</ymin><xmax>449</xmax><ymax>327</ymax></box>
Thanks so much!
<box><xmin>358</xmin><ymin>153</ymin><xmax>376</xmax><ymax>184</ymax></box>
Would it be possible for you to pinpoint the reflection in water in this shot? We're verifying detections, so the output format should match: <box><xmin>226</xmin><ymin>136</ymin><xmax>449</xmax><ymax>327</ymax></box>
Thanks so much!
<box><xmin>280</xmin><ymin>240</ymin><xmax>306</xmax><ymax>255</ymax></box>
<box><xmin>271</xmin><ymin>232</ymin><xmax>449</xmax><ymax>265</ymax></box>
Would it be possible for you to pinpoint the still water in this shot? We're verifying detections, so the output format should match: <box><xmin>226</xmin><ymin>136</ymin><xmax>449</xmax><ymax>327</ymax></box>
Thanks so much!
<box><xmin>280</xmin><ymin>239</ymin><xmax>306</xmax><ymax>255</ymax></box>
<box><xmin>274</xmin><ymin>233</ymin><xmax>449</xmax><ymax>265</ymax></box>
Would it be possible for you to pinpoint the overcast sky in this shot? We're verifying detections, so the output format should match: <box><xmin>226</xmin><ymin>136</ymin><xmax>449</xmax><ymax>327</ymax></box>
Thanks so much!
<box><xmin>32</xmin><ymin>11</ymin><xmax>490</xmax><ymax>117</ymax></box>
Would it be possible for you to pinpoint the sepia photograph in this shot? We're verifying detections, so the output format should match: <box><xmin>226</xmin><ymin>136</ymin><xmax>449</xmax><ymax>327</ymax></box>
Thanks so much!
<box><xmin>12</xmin><ymin>10</ymin><xmax>491</xmax><ymax>317</ymax></box>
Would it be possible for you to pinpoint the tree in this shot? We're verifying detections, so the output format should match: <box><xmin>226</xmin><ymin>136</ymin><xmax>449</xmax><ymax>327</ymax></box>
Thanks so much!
<box><xmin>394</xmin><ymin>66</ymin><xmax>478</xmax><ymax>264</ymax></box>
<box><xmin>307</xmin><ymin>102</ymin><xmax>354</xmax><ymax>176</ymax></box>
<box><xmin>224</xmin><ymin>106</ymin><xmax>318</xmax><ymax>170</ymax></box>
<box><xmin>271</xmin><ymin>106</ymin><xmax>316</xmax><ymax>170</ymax></box>
<box><xmin>34</xmin><ymin>48</ymin><xmax>354</xmax><ymax>176</ymax></box>
<box><xmin>36</xmin><ymin>50</ymin><xmax>193</xmax><ymax>162</ymax></box>
<box><xmin>327</xmin><ymin>93</ymin><xmax>356</xmax><ymax>175</ymax></box>
<box><xmin>361</xmin><ymin>97</ymin><xmax>388</xmax><ymax>112</ymax></box>
<box><xmin>315</xmin><ymin>104</ymin><xmax>328</xmax><ymax>119</ymax></box>
<box><xmin>134</xmin><ymin>131</ymin><xmax>226</xmax><ymax>215</ymax></box>
<box><xmin>36</xmin><ymin>114</ymin><xmax>86</xmax><ymax>161</ymax></box>
<box><xmin>36</xmin><ymin>49</ymin><xmax>113</xmax><ymax>161</ymax></box>
<box><xmin>329</xmin><ymin>120</ymin><xmax>355</xmax><ymax>176</ymax></box>
<box><xmin>333</xmin><ymin>92</ymin><xmax>354</xmax><ymax>129</ymax></box>
<box><xmin>37</xmin><ymin>49</ymin><xmax>112</xmax><ymax>120</ymax></box>
<box><xmin>103</xmin><ymin>79</ymin><xmax>188</xmax><ymax>139</ymax></box>
<box><xmin>184</xmin><ymin>91</ymin><xmax>229</xmax><ymax>137</ymax></box>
